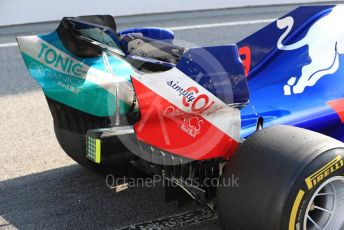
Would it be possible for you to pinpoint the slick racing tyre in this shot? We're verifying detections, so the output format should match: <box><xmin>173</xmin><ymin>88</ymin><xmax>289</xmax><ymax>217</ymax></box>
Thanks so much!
<box><xmin>218</xmin><ymin>125</ymin><xmax>344</xmax><ymax>230</ymax></box>
<box><xmin>48</xmin><ymin>98</ymin><xmax>135</xmax><ymax>175</ymax></box>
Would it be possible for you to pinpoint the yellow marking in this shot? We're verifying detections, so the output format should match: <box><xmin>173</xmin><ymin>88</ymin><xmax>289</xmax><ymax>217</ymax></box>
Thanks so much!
<box><xmin>305</xmin><ymin>155</ymin><xmax>344</xmax><ymax>190</ymax></box>
<box><xmin>289</xmin><ymin>190</ymin><xmax>305</xmax><ymax>230</ymax></box>
<box><xmin>95</xmin><ymin>139</ymin><xmax>101</xmax><ymax>164</ymax></box>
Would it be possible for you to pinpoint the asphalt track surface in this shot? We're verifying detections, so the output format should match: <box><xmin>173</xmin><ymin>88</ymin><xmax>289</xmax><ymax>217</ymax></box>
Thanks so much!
<box><xmin>0</xmin><ymin>3</ymin><xmax>341</xmax><ymax>230</ymax></box>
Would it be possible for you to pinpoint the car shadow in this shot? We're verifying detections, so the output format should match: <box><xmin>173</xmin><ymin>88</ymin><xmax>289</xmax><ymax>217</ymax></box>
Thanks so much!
<box><xmin>0</xmin><ymin>165</ymin><xmax>196</xmax><ymax>229</ymax></box>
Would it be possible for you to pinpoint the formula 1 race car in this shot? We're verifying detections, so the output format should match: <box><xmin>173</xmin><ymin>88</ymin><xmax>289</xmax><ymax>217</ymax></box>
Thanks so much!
<box><xmin>17</xmin><ymin>4</ymin><xmax>344</xmax><ymax>230</ymax></box>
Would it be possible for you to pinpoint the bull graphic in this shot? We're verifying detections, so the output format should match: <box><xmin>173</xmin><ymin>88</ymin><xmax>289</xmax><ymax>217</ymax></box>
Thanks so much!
<box><xmin>277</xmin><ymin>5</ymin><xmax>344</xmax><ymax>96</ymax></box>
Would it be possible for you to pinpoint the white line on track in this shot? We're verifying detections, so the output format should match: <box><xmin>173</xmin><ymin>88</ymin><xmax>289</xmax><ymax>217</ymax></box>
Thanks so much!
<box><xmin>0</xmin><ymin>18</ymin><xmax>275</xmax><ymax>48</ymax></box>
<box><xmin>0</xmin><ymin>42</ymin><xmax>17</xmax><ymax>48</ymax></box>
<box><xmin>168</xmin><ymin>18</ymin><xmax>275</xmax><ymax>31</ymax></box>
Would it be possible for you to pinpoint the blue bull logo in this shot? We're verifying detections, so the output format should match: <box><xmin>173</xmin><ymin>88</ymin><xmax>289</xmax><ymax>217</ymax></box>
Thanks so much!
<box><xmin>277</xmin><ymin>5</ymin><xmax>344</xmax><ymax>95</ymax></box>
<box><xmin>238</xmin><ymin>5</ymin><xmax>344</xmax><ymax>139</ymax></box>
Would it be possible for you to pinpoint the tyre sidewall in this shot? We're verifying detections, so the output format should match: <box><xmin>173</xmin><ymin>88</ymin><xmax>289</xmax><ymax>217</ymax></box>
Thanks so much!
<box><xmin>282</xmin><ymin>148</ymin><xmax>344</xmax><ymax>230</ymax></box>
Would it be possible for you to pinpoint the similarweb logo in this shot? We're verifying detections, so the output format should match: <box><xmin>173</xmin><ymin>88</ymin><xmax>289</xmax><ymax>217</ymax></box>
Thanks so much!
<box><xmin>37</xmin><ymin>43</ymin><xmax>84</xmax><ymax>77</ymax></box>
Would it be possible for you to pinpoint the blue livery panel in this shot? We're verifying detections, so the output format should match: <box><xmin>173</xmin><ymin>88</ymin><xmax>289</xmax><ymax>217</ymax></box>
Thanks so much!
<box><xmin>238</xmin><ymin>5</ymin><xmax>344</xmax><ymax>141</ymax></box>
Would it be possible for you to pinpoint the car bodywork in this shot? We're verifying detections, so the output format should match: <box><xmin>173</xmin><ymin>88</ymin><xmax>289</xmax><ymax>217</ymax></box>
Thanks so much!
<box><xmin>240</xmin><ymin>5</ymin><xmax>344</xmax><ymax>141</ymax></box>
<box><xmin>17</xmin><ymin>5</ymin><xmax>344</xmax><ymax>161</ymax></box>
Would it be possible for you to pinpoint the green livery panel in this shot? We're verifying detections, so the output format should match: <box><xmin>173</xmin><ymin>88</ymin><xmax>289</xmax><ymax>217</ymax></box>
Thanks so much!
<box><xmin>17</xmin><ymin>32</ymin><xmax>135</xmax><ymax>117</ymax></box>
